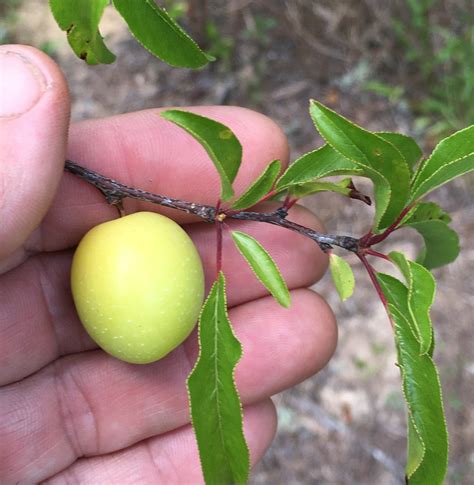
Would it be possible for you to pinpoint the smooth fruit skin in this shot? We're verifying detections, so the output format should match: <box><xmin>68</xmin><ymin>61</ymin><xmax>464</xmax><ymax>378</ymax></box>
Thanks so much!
<box><xmin>71</xmin><ymin>212</ymin><xmax>205</xmax><ymax>364</ymax></box>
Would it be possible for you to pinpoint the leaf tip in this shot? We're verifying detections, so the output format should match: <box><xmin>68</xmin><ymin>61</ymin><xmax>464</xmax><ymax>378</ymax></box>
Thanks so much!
<box><xmin>279</xmin><ymin>293</ymin><xmax>291</xmax><ymax>308</ymax></box>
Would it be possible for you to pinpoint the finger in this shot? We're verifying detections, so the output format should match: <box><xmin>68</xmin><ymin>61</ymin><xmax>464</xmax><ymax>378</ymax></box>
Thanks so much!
<box><xmin>32</xmin><ymin>106</ymin><xmax>289</xmax><ymax>253</ymax></box>
<box><xmin>0</xmin><ymin>290</ymin><xmax>336</xmax><ymax>483</ymax></box>
<box><xmin>46</xmin><ymin>400</ymin><xmax>276</xmax><ymax>485</ymax></box>
<box><xmin>0</xmin><ymin>205</ymin><xmax>327</xmax><ymax>385</ymax></box>
<box><xmin>0</xmin><ymin>45</ymin><xmax>69</xmax><ymax>273</ymax></box>
<box><xmin>0</xmin><ymin>250</ymin><xmax>93</xmax><ymax>386</ymax></box>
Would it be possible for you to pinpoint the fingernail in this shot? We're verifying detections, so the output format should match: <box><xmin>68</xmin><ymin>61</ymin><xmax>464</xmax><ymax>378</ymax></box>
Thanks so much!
<box><xmin>0</xmin><ymin>49</ymin><xmax>47</xmax><ymax>119</ymax></box>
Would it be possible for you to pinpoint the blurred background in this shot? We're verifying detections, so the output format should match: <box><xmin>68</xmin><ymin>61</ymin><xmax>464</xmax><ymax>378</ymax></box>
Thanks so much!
<box><xmin>2</xmin><ymin>1</ymin><xmax>473</xmax><ymax>483</ymax></box>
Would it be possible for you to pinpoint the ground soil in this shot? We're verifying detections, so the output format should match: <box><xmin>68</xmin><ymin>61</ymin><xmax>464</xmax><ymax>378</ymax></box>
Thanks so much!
<box><xmin>10</xmin><ymin>2</ymin><xmax>474</xmax><ymax>483</ymax></box>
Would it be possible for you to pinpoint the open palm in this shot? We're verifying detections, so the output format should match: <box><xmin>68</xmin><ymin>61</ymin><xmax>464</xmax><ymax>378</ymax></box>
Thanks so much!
<box><xmin>0</xmin><ymin>46</ymin><xmax>337</xmax><ymax>483</ymax></box>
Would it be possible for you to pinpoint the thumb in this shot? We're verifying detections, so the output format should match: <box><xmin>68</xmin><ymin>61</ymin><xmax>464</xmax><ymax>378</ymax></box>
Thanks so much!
<box><xmin>0</xmin><ymin>45</ymin><xmax>70</xmax><ymax>272</ymax></box>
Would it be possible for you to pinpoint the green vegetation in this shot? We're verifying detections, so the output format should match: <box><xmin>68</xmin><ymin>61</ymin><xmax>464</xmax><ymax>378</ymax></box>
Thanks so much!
<box><xmin>5</xmin><ymin>1</ymin><xmax>472</xmax><ymax>482</ymax></box>
<box><xmin>391</xmin><ymin>0</ymin><xmax>473</xmax><ymax>138</ymax></box>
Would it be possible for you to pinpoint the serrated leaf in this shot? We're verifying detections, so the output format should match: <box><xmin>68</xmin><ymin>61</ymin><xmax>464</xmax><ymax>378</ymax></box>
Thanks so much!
<box><xmin>391</xmin><ymin>303</ymin><xmax>448</xmax><ymax>485</ymax></box>
<box><xmin>309</xmin><ymin>100</ymin><xmax>411</xmax><ymax>232</ymax></box>
<box><xmin>377</xmin><ymin>267</ymin><xmax>419</xmax><ymax>339</ymax></box>
<box><xmin>50</xmin><ymin>0</ymin><xmax>115</xmax><ymax>65</ymax></box>
<box><xmin>389</xmin><ymin>252</ymin><xmax>435</xmax><ymax>355</ymax></box>
<box><xmin>377</xmin><ymin>132</ymin><xmax>423</xmax><ymax>171</ymax></box>
<box><xmin>288</xmin><ymin>177</ymin><xmax>371</xmax><ymax>204</ymax></box>
<box><xmin>275</xmin><ymin>144</ymin><xmax>363</xmax><ymax>191</ymax></box>
<box><xmin>408</xmin><ymin>222</ymin><xmax>459</xmax><ymax>269</ymax></box>
<box><xmin>289</xmin><ymin>177</ymin><xmax>352</xmax><ymax>198</ymax></box>
<box><xmin>401</xmin><ymin>202</ymin><xmax>460</xmax><ymax>269</ymax></box>
<box><xmin>231</xmin><ymin>231</ymin><xmax>290</xmax><ymax>307</ymax></box>
<box><xmin>113</xmin><ymin>0</ymin><xmax>212</xmax><ymax>68</ymax></box>
<box><xmin>407</xmin><ymin>418</ymin><xmax>425</xmax><ymax>478</ymax></box>
<box><xmin>329</xmin><ymin>253</ymin><xmax>355</xmax><ymax>301</ymax></box>
<box><xmin>411</xmin><ymin>125</ymin><xmax>474</xmax><ymax>201</ymax></box>
<box><xmin>161</xmin><ymin>110</ymin><xmax>242</xmax><ymax>201</ymax></box>
<box><xmin>230</xmin><ymin>160</ymin><xmax>281</xmax><ymax>210</ymax></box>
<box><xmin>402</xmin><ymin>201</ymin><xmax>452</xmax><ymax>225</ymax></box>
<box><xmin>377</xmin><ymin>274</ymin><xmax>448</xmax><ymax>484</ymax></box>
<box><xmin>187</xmin><ymin>273</ymin><xmax>249</xmax><ymax>485</ymax></box>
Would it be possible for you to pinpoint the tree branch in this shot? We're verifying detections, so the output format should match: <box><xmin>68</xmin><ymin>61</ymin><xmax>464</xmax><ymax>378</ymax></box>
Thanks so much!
<box><xmin>64</xmin><ymin>160</ymin><xmax>360</xmax><ymax>253</ymax></box>
<box><xmin>65</xmin><ymin>160</ymin><xmax>217</xmax><ymax>222</ymax></box>
<box><xmin>229</xmin><ymin>210</ymin><xmax>358</xmax><ymax>252</ymax></box>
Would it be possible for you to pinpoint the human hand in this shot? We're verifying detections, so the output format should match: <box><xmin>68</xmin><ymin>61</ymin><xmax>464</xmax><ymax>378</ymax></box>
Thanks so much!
<box><xmin>0</xmin><ymin>46</ymin><xmax>337</xmax><ymax>483</ymax></box>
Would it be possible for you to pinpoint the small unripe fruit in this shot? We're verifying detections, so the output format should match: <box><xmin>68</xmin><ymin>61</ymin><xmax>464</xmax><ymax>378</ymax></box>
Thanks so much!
<box><xmin>71</xmin><ymin>212</ymin><xmax>205</xmax><ymax>364</ymax></box>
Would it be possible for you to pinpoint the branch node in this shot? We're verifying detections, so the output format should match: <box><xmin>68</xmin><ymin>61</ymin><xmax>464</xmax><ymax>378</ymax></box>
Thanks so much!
<box><xmin>276</xmin><ymin>207</ymin><xmax>288</xmax><ymax>219</ymax></box>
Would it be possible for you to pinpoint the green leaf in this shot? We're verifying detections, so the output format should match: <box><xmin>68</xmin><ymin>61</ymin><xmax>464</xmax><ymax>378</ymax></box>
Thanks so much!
<box><xmin>187</xmin><ymin>273</ymin><xmax>249</xmax><ymax>485</ymax></box>
<box><xmin>401</xmin><ymin>202</ymin><xmax>460</xmax><ymax>269</ymax></box>
<box><xmin>408</xmin><ymin>222</ymin><xmax>459</xmax><ymax>270</ymax></box>
<box><xmin>50</xmin><ymin>0</ymin><xmax>115</xmax><ymax>65</ymax></box>
<box><xmin>389</xmin><ymin>252</ymin><xmax>435</xmax><ymax>355</ymax></box>
<box><xmin>407</xmin><ymin>418</ymin><xmax>425</xmax><ymax>478</ymax></box>
<box><xmin>231</xmin><ymin>231</ymin><xmax>290</xmax><ymax>307</ymax></box>
<box><xmin>376</xmin><ymin>132</ymin><xmax>423</xmax><ymax>171</ymax></box>
<box><xmin>309</xmin><ymin>100</ymin><xmax>411</xmax><ymax>232</ymax></box>
<box><xmin>161</xmin><ymin>110</ymin><xmax>242</xmax><ymax>201</ymax></box>
<box><xmin>377</xmin><ymin>274</ymin><xmax>448</xmax><ymax>484</ymax></box>
<box><xmin>112</xmin><ymin>0</ymin><xmax>212</xmax><ymax>68</ymax></box>
<box><xmin>230</xmin><ymin>160</ymin><xmax>281</xmax><ymax>210</ymax></box>
<box><xmin>377</xmin><ymin>267</ymin><xmax>419</xmax><ymax>340</ymax></box>
<box><xmin>288</xmin><ymin>177</ymin><xmax>371</xmax><ymax>205</ymax></box>
<box><xmin>411</xmin><ymin>125</ymin><xmax>474</xmax><ymax>201</ymax></box>
<box><xmin>289</xmin><ymin>177</ymin><xmax>352</xmax><ymax>198</ymax></box>
<box><xmin>329</xmin><ymin>253</ymin><xmax>355</xmax><ymax>301</ymax></box>
<box><xmin>275</xmin><ymin>144</ymin><xmax>363</xmax><ymax>191</ymax></box>
<box><xmin>402</xmin><ymin>201</ymin><xmax>452</xmax><ymax>225</ymax></box>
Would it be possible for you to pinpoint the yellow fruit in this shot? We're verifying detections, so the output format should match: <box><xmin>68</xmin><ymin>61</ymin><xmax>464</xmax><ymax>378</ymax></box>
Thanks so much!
<box><xmin>71</xmin><ymin>211</ymin><xmax>205</xmax><ymax>364</ymax></box>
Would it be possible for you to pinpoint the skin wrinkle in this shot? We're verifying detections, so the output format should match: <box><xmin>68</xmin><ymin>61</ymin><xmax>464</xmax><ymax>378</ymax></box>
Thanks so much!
<box><xmin>47</xmin><ymin>464</ymin><xmax>80</xmax><ymax>485</ymax></box>
<box><xmin>64</xmin><ymin>469</ymin><xmax>80</xmax><ymax>485</ymax></box>
<box><xmin>53</xmin><ymin>359</ymin><xmax>100</xmax><ymax>460</ymax></box>
<box><xmin>0</xmin><ymin>209</ymin><xmax>45</xmax><ymax>273</ymax></box>
<box><xmin>0</xmin><ymin>397</ymin><xmax>26</xmax><ymax>477</ymax></box>
<box><xmin>1</xmin><ymin>380</ymin><xmax>61</xmax><ymax>481</ymax></box>
<box><xmin>21</xmin><ymin>438</ymin><xmax>64</xmax><ymax>480</ymax></box>
<box><xmin>36</xmin><ymin>252</ymin><xmax>93</xmax><ymax>356</ymax></box>
<box><xmin>68</xmin><ymin>368</ymin><xmax>101</xmax><ymax>456</ymax></box>
<box><xmin>37</xmin><ymin>257</ymin><xmax>62</xmax><ymax>357</ymax></box>
<box><xmin>0</xmin><ymin>165</ymin><xmax>6</xmax><ymax>215</ymax></box>
<box><xmin>1</xmin><ymin>253</ymin><xmax>76</xmax><ymax>386</ymax></box>
<box><xmin>145</xmin><ymin>438</ymin><xmax>179</xmax><ymax>484</ymax></box>
<box><xmin>25</xmin><ymin>218</ymin><xmax>45</xmax><ymax>254</ymax></box>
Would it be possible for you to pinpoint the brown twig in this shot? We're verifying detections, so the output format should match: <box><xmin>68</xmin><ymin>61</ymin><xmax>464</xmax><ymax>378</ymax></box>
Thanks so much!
<box><xmin>64</xmin><ymin>160</ymin><xmax>360</xmax><ymax>254</ymax></box>
<box><xmin>65</xmin><ymin>160</ymin><xmax>217</xmax><ymax>222</ymax></box>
